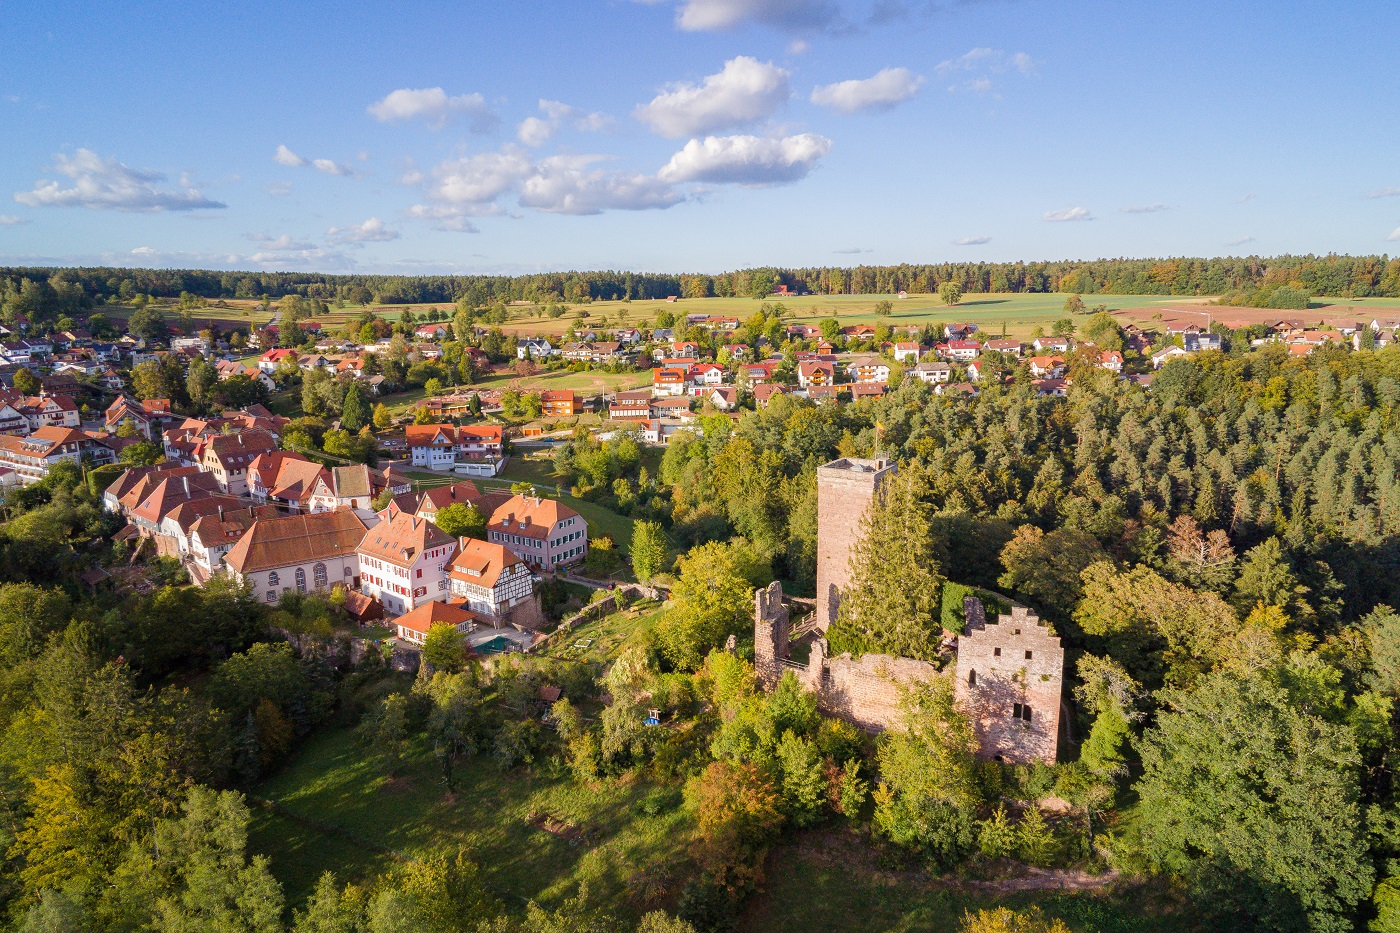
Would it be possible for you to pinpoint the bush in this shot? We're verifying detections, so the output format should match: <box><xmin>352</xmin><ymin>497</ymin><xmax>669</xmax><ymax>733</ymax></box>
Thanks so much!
<box><xmin>676</xmin><ymin>875</ymin><xmax>739</xmax><ymax>933</ymax></box>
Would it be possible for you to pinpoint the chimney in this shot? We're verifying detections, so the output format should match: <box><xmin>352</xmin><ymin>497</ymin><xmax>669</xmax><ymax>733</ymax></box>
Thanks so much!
<box><xmin>217</xmin><ymin>504</ymin><xmax>225</xmax><ymax>521</ymax></box>
<box><xmin>182</xmin><ymin>476</ymin><xmax>189</xmax><ymax>495</ymax></box>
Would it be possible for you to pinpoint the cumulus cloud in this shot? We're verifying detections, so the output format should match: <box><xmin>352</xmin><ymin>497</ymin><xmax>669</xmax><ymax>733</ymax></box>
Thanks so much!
<box><xmin>520</xmin><ymin>156</ymin><xmax>683</xmax><ymax>215</ymax></box>
<box><xmin>14</xmin><ymin>149</ymin><xmax>225</xmax><ymax>212</ymax></box>
<box><xmin>1368</xmin><ymin>187</ymin><xmax>1400</xmax><ymax>199</ymax></box>
<box><xmin>810</xmin><ymin>67</ymin><xmax>923</xmax><ymax>113</ymax></box>
<box><xmin>658</xmin><ymin>133</ymin><xmax>831</xmax><ymax>185</ymax></box>
<box><xmin>0</xmin><ymin>215</ymin><xmax>27</xmax><ymax>226</ymax></box>
<box><xmin>274</xmin><ymin>144</ymin><xmax>306</xmax><ymax>167</ymax></box>
<box><xmin>367</xmin><ymin>87</ymin><xmax>498</xmax><ymax>131</ymax></box>
<box><xmin>247</xmin><ymin>233</ymin><xmax>317</xmax><ymax>251</ymax></box>
<box><xmin>936</xmin><ymin>47</ymin><xmax>1037</xmax><ymax>93</ymax></box>
<box><xmin>1387</xmin><ymin>227</ymin><xmax>1400</xmax><ymax>242</ymax></box>
<box><xmin>1043</xmin><ymin>207</ymin><xmax>1092</xmax><ymax>222</ymax></box>
<box><xmin>647</xmin><ymin>0</ymin><xmax>845</xmax><ymax>32</ymax></box>
<box><xmin>274</xmin><ymin>146</ymin><xmax>355</xmax><ymax>177</ymax></box>
<box><xmin>327</xmin><ymin>217</ymin><xmax>400</xmax><ymax>244</ymax></box>
<box><xmin>1226</xmin><ymin>235</ymin><xmax>1256</xmax><ymax>247</ymax></box>
<box><xmin>516</xmin><ymin>99</ymin><xmax>616</xmax><ymax>147</ymax></box>
<box><xmin>1121</xmin><ymin>203</ymin><xmax>1168</xmax><ymax>214</ymax></box>
<box><xmin>635</xmin><ymin>57</ymin><xmax>790</xmax><ymax>138</ymax></box>
<box><xmin>953</xmin><ymin>235</ymin><xmax>990</xmax><ymax>245</ymax></box>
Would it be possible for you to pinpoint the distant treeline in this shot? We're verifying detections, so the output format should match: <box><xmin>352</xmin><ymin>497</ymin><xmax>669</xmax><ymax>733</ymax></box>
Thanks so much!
<box><xmin>4</xmin><ymin>253</ymin><xmax>1400</xmax><ymax>308</ymax></box>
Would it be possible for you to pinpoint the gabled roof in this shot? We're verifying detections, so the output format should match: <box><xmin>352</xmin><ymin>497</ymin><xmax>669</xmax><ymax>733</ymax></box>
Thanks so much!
<box><xmin>488</xmin><ymin>495</ymin><xmax>581</xmax><ymax>540</ymax></box>
<box><xmin>449</xmin><ymin>537</ymin><xmax>526</xmax><ymax>589</ymax></box>
<box><xmin>199</xmin><ymin>429</ymin><xmax>279</xmax><ymax>470</ymax></box>
<box><xmin>225</xmin><ymin>509</ymin><xmax>368</xmax><ymax>574</ymax></box>
<box><xmin>128</xmin><ymin>472</ymin><xmax>224</xmax><ymax>525</ymax></box>
<box><xmin>189</xmin><ymin>505</ymin><xmax>280</xmax><ymax>546</ymax></box>
<box><xmin>393</xmin><ymin>600</ymin><xmax>481</xmax><ymax>635</ymax></box>
<box><xmin>358</xmin><ymin>509</ymin><xmax>456</xmax><ymax>568</ymax></box>
<box><xmin>418</xmin><ymin>480</ymin><xmax>484</xmax><ymax>513</ymax></box>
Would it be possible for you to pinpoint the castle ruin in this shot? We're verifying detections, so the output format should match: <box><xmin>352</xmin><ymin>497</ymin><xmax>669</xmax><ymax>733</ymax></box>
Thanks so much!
<box><xmin>952</xmin><ymin>606</ymin><xmax>1064</xmax><ymax>764</ymax></box>
<box><xmin>816</xmin><ymin>457</ymin><xmax>895</xmax><ymax>631</ymax></box>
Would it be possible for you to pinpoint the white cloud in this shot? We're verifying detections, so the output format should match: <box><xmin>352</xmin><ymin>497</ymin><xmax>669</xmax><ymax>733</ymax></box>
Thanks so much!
<box><xmin>424</xmin><ymin>149</ymin><xmax>533</xmax><ymax>208</ymax></box>
<box><xmin>810</xmin><ymin>67</ymin><xmax>923</xmax><ymax>113</ymax></box>
<box><xmin>936</xmin><ymin>47</ymin><xmax>1037</xmax><ymax>93</ymax></box>
<box><xmin>518</xmin><ymin>100</ymin><xmax>615</xmax><ymax>147</ymax></box>
<box><xmin>1234</xmin><ymin>192</ymin><xmax>1256</xmax><ymax>204</ymax></box>
<box><xmin>658</xmin><ymin>133</ymin><xmax>830</xmax><ymax>185</ymax></box>
<box><xmin>647</xmin><ymin>0</ymin><xmax>844</xmax><ymax>32</ymax></box>
<box><xmin>1043</xmin><ymin>207</ymin><xmax>1092</xmax><ymax>222</ymax></box>
<box><xmin>327</xmin><ymin>217</ymin><xmax>400</xmax><ymax>244</ymax></box>
<box><xmin>1226</xmin><ymin>235</ymin><xmax>1256</xmax><ymax>247</ymax></box>
<box><xmin>247</xmin><ymin>233</ymin><xmax>316</xmax><ymax>251</ymax></box>
<box><xmin>14</xmin><ymin>149</ymin><xmax>225</xmax><ymax>212</ymax></box>
<box><xmin>520</xmin><ymin>156</ymin><xmax>683</xmax><ymax>215</ymax></box>
<box><xmin>312</xmin><ymin>158</ymin><xmax>353</xmax><ymax>177</ymax></box>
<box><xmin>263</xmin><ymin>181</ymin><xmax>293</xmax><ymax>197</ymax></box>
<box><xmin>0</xmin><ymin>215</ymin><xmax>27</xmax><ymax>226</ymax></box>
<box><xmin>367</xmin><ymin>87</ymin><xmax>498</xmax><ymax>131</ymax></box>
<box><xmin>833</xmin><ymin>246</ymin><xmax>869</xmax><ymax>254</ymax></box>
<box><xmin>1368</xmin><ymin>187</ymin><xmax>1400</xmax><ymax>199</ymax></box>
<box><xmin>636</xmin><ymin>57</ymin><xmax>790</xmax><ymax>138</ymax></box>
<box><xmin>953</xmin><ymin>235</ymin><xmax>990</xmax><ymax>245</ymax></box>
<box><xmin>274</xmin><ymin>144</ymin><xmax>306</xmax><ymax>167</ymax></box>
<box><xmin>1121</xmin><ymin>203</ymin><xmax>1168</xmax><ymax>214</ymax></box>
<box><xmin>1386</xmin><ymin>227</ymin><xmax>1400</xmax><ymax>242</ymax></box>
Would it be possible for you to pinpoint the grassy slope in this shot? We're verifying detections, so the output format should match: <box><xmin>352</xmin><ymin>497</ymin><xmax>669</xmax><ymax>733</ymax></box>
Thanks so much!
<box><xmin>250</xmin><ymin>728</ymin><xmax>693</xmax><ymax>918</ymax></box>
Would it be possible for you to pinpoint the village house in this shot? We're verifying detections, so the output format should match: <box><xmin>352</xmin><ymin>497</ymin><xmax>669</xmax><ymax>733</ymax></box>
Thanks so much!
<box><xmin>649</xmin><ymin>396</ymin><xmax>694</xmax><ymax>420</ymax></box>
<box><xmin>911</xmin><ymin>361</ymin><xmax>952</xmax><ymax>384</ymax></box>
<box><xmin>414</xmin><ymin>323</ymin><xmax>448</xmax><ymax>342</ymax></box>
<box><xmin>1151</xmin><ymin>345</ymin><xmax>1190</xmax><ymax>369</ymax></box>
<box><xmin>651</xmin><ymin>367</ymin><xmax>689</xmax><ymax>397</ymax></box>
<box><xmin>707</xmin><ymin>386</ymin><xmax>739</xmax><ymax>411</ymax></box>
<box><xmin>415</xmin><ymin>480</ymin><xmax>507</xmax><ymax>524</ymax></box>
<box><xmin>307</xmin><ymin>464</ymin><xmax>391</xmax><ymax>513</ymax></box>
<box><xmin>847</xmin><ymin>356</ymin><xmax>891</xmax><ymax>384</ymax></box>
<box><xmin>516</xmin><ymin>337</ymin><xmax>554</xmax><ymax>359</ymax></box>
<box><xmin>258</xmin><ymin>348</ymin><xmax>298</xmax><ymax>374</ymax></box>
<box><xmin>797</xmin><ymin>360</ymin><xmax>835</xmax><ymax>388</ymax></box>
<box><xmin>197</xmin><ymin>429</ymin><xmax>280</xmax><ymax>496</ymax></box>
<box><xmin>247</xmin><ymin>451</ymin><xmax>326</xmax><ymax>511</ymax></box>
<box><xmin>983</xmin><ymin>338</ymin><xmax>1023</xmax><ymax>356</ymax></box>
<box><xmin>105</xmin><ymin>396</ymin><xmax>173</xmax><ymax>440</ymax></box>
<box><xmin>540</xmin><ymin>390</ymin><xmax>579</xmax><ymax>417</ymax></box>
<box><xmin>103</xmin><ymin>463</ymin><xmax>204</xmax><ymax>515</ymax></box>
<box><xmin>940</xmin><ymin>340</ymin><xmax>982</xmax><ymax>362</ymax></box>
<box><xmin>186</xmin><ymin>504</ymin><xmax>280</xmax><ymax>582</ymax></box>
<box><xmin>447</xmin><ymin>538</ymin><xmax>535</xmax><ymax>621</ymax></box>
<box><xmin>609</xmin><ymin>389</ymin><xmax>653</xmax><ymax>420</ymax></box>
<box><xmin>1032</xmin><ymin>336</ymin><xmax>1071</xmax><ymax>354</ymax></box>
<box><xmin>123</xmin><ymin>471</ymin><xmax>225</xmax><ymax>539</ymax></box>
<box><xmin>154</xmin><ymin>493</ymin><xmax>254</xmax><ymax>561</ymax></box>
<box><xmin>1098</xmin><ymin>350</ymin><xmax>1124</xmax><ymax>373</ymax></box>
<box><xmin>741</xmin><ymin>361</ymin><xmax>778</xmax><ymax>384</ymax></box>
<box><xmin>944</xmin><ymin>323</ymin><xmax>979</xmax><ymax>340</ymax></box>
<box><xmin>216</xmin><ymin>359</ymin><xmax>277</xmax><ymax>391</ymax></box>
<box><xmin>357</xmin><ymin>509</ymin><xmax>458</xmax><ymax>617</ymax></box>
<box><xmin>687</xmin><ymin>362</ymin><xmax>727</xmax><ymax>389</ymax></box>
<box><xmin>392</xmin><ymin>600</ymin><xmax>482</xmax><ymax>647</ymax></box>
<box><xmin>849</xmin><ymin>383</ymin><xmax>886</xmax><ymax>401</ymax></box>
<box><xmin>405</xmin><ymin>423</ymin><xmax>505</xmax><ymax>473</ymax></box>
<box><xmin>487</xmin><ymin>495</ymin><xmax>588</xmax><ymax>571</ymax></box>
<box><xmin>752</xmin><ymin>383</ymin><xmax>788</xmax><ymax>408</ymax></box>
<box><xmin>0</xmin><ymin>427</ymin><xmax>115</xmax><ymax>485</ymax></box>
<box><xmin>806</xmin><ymin>384</ymin><xmax>844</xmax><ymax>405</ymax></box>
<box><xmin>15</xmin><ymin>392</ymin><xmax>80</xmax><ymax>432</ymax></box>
<box><xmin>224</xmin><ymin>509</ymin><xmax>368</xmax><ymax>604</ymax></box>
<box><xmin>892</xmin><ymin>342</ymin><xmax>922</xmax><ymax>363</ymax></box>
<box><xmin>1027</xmin><ymin>355</ymin><xmax>1066</xmax><ymax>378</ymax></box>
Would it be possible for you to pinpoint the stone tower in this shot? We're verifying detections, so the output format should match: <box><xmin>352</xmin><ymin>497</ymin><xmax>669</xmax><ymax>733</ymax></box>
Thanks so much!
<box><xmin>753</xmin><ymin>580</ymin><xmax>789</xmax><ymax>690</ymax></box>
<box><xmin>815</xmin><ymin>457</ymin><xmax>895</xmax><ymax>631</ymax></box>
<box><xmin>954</xmin><ymin>606</ymin><xmax>1064</xmax><ymax>764</ymax></box>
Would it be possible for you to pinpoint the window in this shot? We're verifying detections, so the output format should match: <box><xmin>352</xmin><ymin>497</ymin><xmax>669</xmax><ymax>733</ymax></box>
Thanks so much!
<box><xmin>416</xmin><ymin>568</ymin><xmax>422</xmax><ymax>579</ymax></box>
<box><xmin>295</xmin><ymin>568</ymin><xmax>306</xmax><ymax>592</ymax></box>
<box><xmin>265</xmin><ymin>591</ymin><xmax>275</xmax><ymax>602</ymax></box>
<box><xmin>268</xmin><ymin>571</ymin><xmax>280</xmax><ymax>587</ymax></box>
<box><xmin>993</xmin><ymin>646</ymin><xmax>1001</xmax><ymax>657</ymax></box>
<box><xmin>313</xmin><ymin>563</ymin><xmax>327</xmax><ymax>588</ymax></box>
<box><xmin>1013</xmin><ymin>703</ymin><xmax>1033</xmax><ymax>722</ymax></box>
<box><xmin>967</xmin><ymin>669</ymin><xmax>977</xmax><ymax>687</ymax></box>
<box><xmin>1025</xmin><ymin>650</ymin><xmax>1033</xmax><ymax>660</ymax></box>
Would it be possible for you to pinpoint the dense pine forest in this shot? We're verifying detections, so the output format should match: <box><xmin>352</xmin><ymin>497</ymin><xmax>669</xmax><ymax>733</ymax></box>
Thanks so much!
<box><xmin>4</xmin><ymin>253</ymin><xmax>1400</xmax><ymax>310</ymax></box>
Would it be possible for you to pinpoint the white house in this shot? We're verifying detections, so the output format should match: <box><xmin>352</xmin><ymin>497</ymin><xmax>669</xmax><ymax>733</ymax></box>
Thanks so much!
<box><xmin>356</xmin><ymin>510</ymin><xmax>457</xmax><ymax>617</ymax></box>
<box><xmin>223</xmin><ymin>509</ymin><xmax>368</xmax><ymax>604</ymax></box>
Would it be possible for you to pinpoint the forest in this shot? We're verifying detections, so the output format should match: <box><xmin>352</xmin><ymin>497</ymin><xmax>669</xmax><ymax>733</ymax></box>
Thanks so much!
<box><xmin>3</xmin><ymin>252</ymin><xmax>1400</xmax><ymax>315</ymax></box>
<box><xmin>7</xmin><ymin>340</ymin><xmax>1400</xmax><ymax>930</ymax></box>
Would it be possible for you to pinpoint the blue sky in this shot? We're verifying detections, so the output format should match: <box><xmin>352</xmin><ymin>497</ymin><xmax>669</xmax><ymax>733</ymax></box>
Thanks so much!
<box><xmin>2</xmin><ymin>0</ymin><xmax>1399</xmax><ymax>275</ymax></box>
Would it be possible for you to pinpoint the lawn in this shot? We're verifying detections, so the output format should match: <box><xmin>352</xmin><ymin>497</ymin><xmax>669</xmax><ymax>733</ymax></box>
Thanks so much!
<box><xmin>544</xmin><ymin>602</ymin><xmax>670</xmax><ymax>665</ymax></box>
<box><xmin>250</xmin><ymin>727</ymin><xmax>694</xmax><ymax>917</ymax></box>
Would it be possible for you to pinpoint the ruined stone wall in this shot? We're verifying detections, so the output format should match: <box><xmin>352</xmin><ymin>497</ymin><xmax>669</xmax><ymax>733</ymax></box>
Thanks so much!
<box><xmin>502</xmin><ymin>594</ymin><xmax>546</xmax><ymax>631</ymax></box>
<box><xmin>815</xmin><ymin>458</ymin><xmax>894</xmax><ymax>631</ymax></box>
<box><xmin>953</xmin><ymin>606</ymin><xmax>1063</xmax><ymax>764</ymax></box>
<box><xmin>756</xmin><ymin>581</ymin><xmax>938</xmax><ymax>733</ymax></box>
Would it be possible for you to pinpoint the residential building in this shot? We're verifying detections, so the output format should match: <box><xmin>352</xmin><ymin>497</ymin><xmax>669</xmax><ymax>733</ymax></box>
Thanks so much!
<box><xmin>197</xmin><ymin>429</ymin><xmax>280</xmax><ymax>496</ymax></box>
<box><xmin>488</xmin><ymin>495</ymin><xmax>588</xmax><ymax>571</ymax></box>
<box><xmin>105</xmin><ymin>396</ymin><xmax>173</xmax><ymax>440</ymax></box>
<box><xmin>847</xmin><ymin>356</ymin><xmax>891</xmax><ymax>383</ymax></box>
<box><xmin>516</xmin><ymin>337</ymin><xmax>554</xmax><ymax>359</ymax></box>
<box><xmin>307</xmin><ymin>464</ymin><xmax>384</xmax><ymax>512</ymax></box>
<box><xmin>941</xmin><ymin>340</ymin><xmax>982</xmax><ymax>362</ymax></box>
<box><xmin>216</xmin><ymin>359</ymin><xmax>276</xmax><ymax>391</ymax></box>
<box><xmin>392</xmin><ymin>600</ymin><xmax>481</xmax><ymax>646</ymax></box>
<box><xmin>248</xmin><ymin>451</ymin><xmax>329</xmax><ymax>511</ymax></box>
<box><xmin>1027</xmin><ymin>355</ymin><xmax>1066</xmax><ymax>378</ymax></box>
<box><xmin>707</xmin><ymin>386</ymin><xmax>738</xmax><ymax>410</ymax></box>
<box><xmin>1184</xmin><ymin>331</ymin><xmax>1223</xmax><ymax>352</ymax></box>
<box><xmin>1151</xmin><ymin>345</ymin><xmax>1189</xmax><ymax>369</ymax></box>
<box><xmin>416</xmin><ymin>480</ymin><xmax>507</xmax><ymax>524</ymax></box>
<box><xmin>910</xmin><ymin>361</ymin><xmax>952</xmax><ymax>385</ymax></box>
<box><xmin>797</xmin><ymin>360</ymin><xmax>835</xmax><ymax>388</ymax></box>
<box><xmin>650</xmin><ymin>397</ymin><xmax>693</xmax><ymax>419</ymax></box>
<box><xmin>752</xmin><ymin>383</ymin><xmax>788</xmax><ymax>407</ymax></box>
<box><xmin>405</xmin><ymin>423</ymin><xmax>504</xmax><ymax>470</ymax></box>
<box><xmin>103</xmin><ymin>463</ymin><xmax>205</xmax><ymax>515</ymax></box>
<box><xmin>224</xmin><ymin>509</ymin><xmax>368</xmax><ymax>604</ymax></box>
<box><xmin>540</xmin><ymin>390</ymin><xmax>579</xmax><ymax>417</ymax></box>
<box><xmin>0</xmin><ymin>427</ymin><xmax>115</xmax><ymax>485</ymax></box>
<box><xmin>892</xmin><ymin>342</ymin><xmax>921</xmax><ymax>363</ymax></box>
<box><xmin>983</xmin><ymin>338</ymin><xmax>1023</xmax><ymax>356</ymax></box>
<box><xmin>651</xmin><ymin>367</ymin><xmax>689</xmax><ymax>397</ymax></box>
<box><xmin>447</xmin><ymin>538</ymin><xmax>534</xmax><ymax>621</ymax></box>
<box><xmin>357</xmin><ymin>509</ymin><xmax>458</xmax><ymax>616</ymax></box>
<box><xmin>609</xmin><ymin>389</ymin><xmax>653</xmax><ymax>420</ymax></box>
<box><xmin>687</xmin><ymin>363</ymin><xmax>726</xmax><ymax>387</ymax></box>
<box><xmin>258</xmin><ymin>348</ymin><xmax>297</xmax><ymax>374</ymax></box>
<box><xmin>1098</xmin><ymin>350</ymin><xmax>1124</xmax><ymax>373</ymax></box>
<box><xmin>1032</xmin><ymin>336</ymin><xmax>1071</xmax><ymax>353</ymax></box>
<box><xmin>849</xmin><ymin>383</ymin><xmax>887</xmax><ymax>401</ymax></box>
<box><xmin>414</xmin><ymin>324</ymin><xmax>448</xmax><ymax>341</ymax></box>
<box><xmin>187</xmin><ymin>505</ymin><xmax>280</xmax><ymax>581</ymax></box>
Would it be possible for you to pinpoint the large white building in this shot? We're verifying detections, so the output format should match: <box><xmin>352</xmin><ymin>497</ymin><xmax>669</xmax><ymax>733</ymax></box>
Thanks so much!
<box><xmin>447</xmin><ymin>538</ymin><xmax>534</xmax><ymax>620</ymax></box>
<box><xmin>223</xmin><ymin>509</ymin><xmax>368</xmax><ymax>604</ymax></box>
<box><xmin>356</xmin><ymin>510</ymin><xmax>458</xmax><ymax>617</ymax></box>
